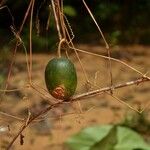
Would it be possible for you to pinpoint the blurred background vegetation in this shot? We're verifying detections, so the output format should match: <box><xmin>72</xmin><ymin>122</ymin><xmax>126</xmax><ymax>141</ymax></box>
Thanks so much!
<box><xmin>0</xmin><ymin>0</ymin><xmax>150</xmax><ymax>52</ymax></box>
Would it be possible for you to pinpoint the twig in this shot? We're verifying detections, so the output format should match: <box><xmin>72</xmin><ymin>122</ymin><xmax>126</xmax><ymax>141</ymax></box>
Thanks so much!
<box><xmin>30</xmin><ymin>83</ymin><xmax>57</xmax><ymax>103</ymax></box>
<box><xmin>59</xmin><ymin>0</ymin><xmax>66</xmax><ymax>39</ymax></box>
<box><xmin>4</xmin><ymin>0</ymin><xmax>33</xmax><ymax>93</ymax></box>
<box><xmin>29</xmin><ymin>0</ymin><xmax>35</xmax><ymax>83</ymax></box>
<box><xmin>51</xmin><ymin>0</ymin><xmax>62</xmax><ymax>40</ymax></box>
<box><xmin>7</xmin><ymin>77</ymin><xmax>150</xmax><ymax>149</ymax></box>
<box><xmin>0</xmin><ymin>110</ymin><xmax>50</xmax><ymax>123</ymax></box>
<box><xmin>64</xmin><ymin>23</ymin><xmax>90</xmax><ymax>83</ymax></box>
<box><xmin>63</xmin><ymin>14</ymin><xmax>74</xmax><ymax>42</ymax></box>
<box><xmin>0</xmin><ymin>111</ymin><xmax>24</xmax><ymax>121</ymax></box>
<box><xmin>7</xmin><ymin>101</ymin><xmax>63</xmax><ymax>150</ymax></box>
<box><xmin>51</xmin><ymin>0</ymin><xmax>90</xmax><ymax>83</ymax></box>
<box><xmin>10</xmin><ymin>27</ymin><xmax>31</xmax><ymax>81</ymax></box>
<box><xmin>106</xmin><ymin>93</ymin><xmax>141</xmax><ymax>113</ymax></box>
<box><xmin>72</xmin><ymin>77</ymin><xmax>149</xmax><ymax>100</ymax></box>
<box><xmin>0</xmin><ymin>88</ymin><xmax>23</xmax><ymax>92</ymax></box>
<box><xmin>57</xmin><ymin>38</ymin><xmax>66</xmax><ymax>57</ymax></box>
<box><xmin>69</xmin><ymin>46</ymin><xmax>150</xmax><ymax>78</ymax></box>
<box><xmin>0</xmin><ymin>6</ymin><xmax>15</xmax><ymax>28</ymax></box>
<box><xmin>82</xmin><ymin>0</ymin><xmax>109</xmax><ymax>49</ymax></box>
<box><xmin>46</xmin><ymin>5</ymin><xmax>52</xmax><ymax>31</ymax></box>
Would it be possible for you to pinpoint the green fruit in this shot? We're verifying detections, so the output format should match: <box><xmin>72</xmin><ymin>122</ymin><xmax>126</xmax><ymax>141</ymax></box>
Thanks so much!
<box><xmin>45</xmin><ymin>57</ymin><xmax>77</xmax><ymax>100</ymax></box>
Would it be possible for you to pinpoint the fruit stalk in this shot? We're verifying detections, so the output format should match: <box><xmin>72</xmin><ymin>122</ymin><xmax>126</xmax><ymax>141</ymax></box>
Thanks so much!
<box><xmin>57</xmin><ymin>38</ymin><xmax>66</xmax><ymax>58</ymax></box>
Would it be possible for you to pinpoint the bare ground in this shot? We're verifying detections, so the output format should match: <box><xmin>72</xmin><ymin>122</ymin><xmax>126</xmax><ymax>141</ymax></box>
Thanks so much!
<box><xmin>0</xmin><ymin>45</ymin><xmax>150</xmax><ymax>150</ymax></box>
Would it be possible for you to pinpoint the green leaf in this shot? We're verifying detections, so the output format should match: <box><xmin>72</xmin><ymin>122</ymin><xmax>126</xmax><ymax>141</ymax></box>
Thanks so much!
<box><xmin>65</xmin><ymin>125</ymin><xmax>113</xmax><ymax>150</ymax></box>
<box><xmin>90</xmin><ymin>126</ymin><xmax>117</xmax><ymax>150</ymax></box>
<box><xmin>114</xmin><ymin>126</ymin><xmax>150</xmax><ymax>150</ymax></box>
<box><xmin>65</xmin><ymin>125</ymin><xmax>150</xmax><ymax>150</ymax></box>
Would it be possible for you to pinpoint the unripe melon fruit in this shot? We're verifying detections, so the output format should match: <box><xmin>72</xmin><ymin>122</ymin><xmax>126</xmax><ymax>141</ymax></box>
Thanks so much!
<box><xmin>45</xmin><ymin>57</ymin><xmax>77</xmax><ymax>100</ymax></box>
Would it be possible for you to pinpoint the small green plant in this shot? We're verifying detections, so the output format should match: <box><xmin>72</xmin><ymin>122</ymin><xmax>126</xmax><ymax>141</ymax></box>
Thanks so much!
<box><xmin>109</xmin><ymin>30</ymin><xmax>121</xmax><ymax>46</ymax></box>
<box><xmin>63</xmin><ymin>5</ymin><xmax>77</xmax><ymax>17</ymax></box>
<box><xmin>65</xmin><ymin>125</ymin><xmax>150</xmax><ymax>150</ymax></box>
<box><xmin>120</xmin><ymin>110</ymin><xmax>150</xmax><ymax>135</ymax></box>
<box><xmin>22</xmin><ymin>26</ymin><xmax>57</xmax><ymax>52</ymax></box>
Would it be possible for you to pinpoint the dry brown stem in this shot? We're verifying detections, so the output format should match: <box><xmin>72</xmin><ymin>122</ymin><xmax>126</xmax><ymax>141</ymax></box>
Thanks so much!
<box><xmin>51</xmin><ymin>0</ymin><xmax>62</xmax><ymax>40</ymax></box>
<box><xmin>82</xmin><ymin>0</ymin><xmax>113</xmax><ymax>90</ymax></box>
<box><xmin>7</xmin><ymin>76</ymin><xmax>150</xmax><ymax>149</ymax></box>
<box><xmin>4</xmin><ymin>0</ymin><xmax>33</xmax><ymax>92</ymax></box>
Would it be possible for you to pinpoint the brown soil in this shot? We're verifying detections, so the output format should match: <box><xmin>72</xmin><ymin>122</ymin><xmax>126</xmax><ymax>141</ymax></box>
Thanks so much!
<box><xmin>0</xmin><ymin>45</ymin><xmax>150</xmax><ymax>150</ymax></box>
